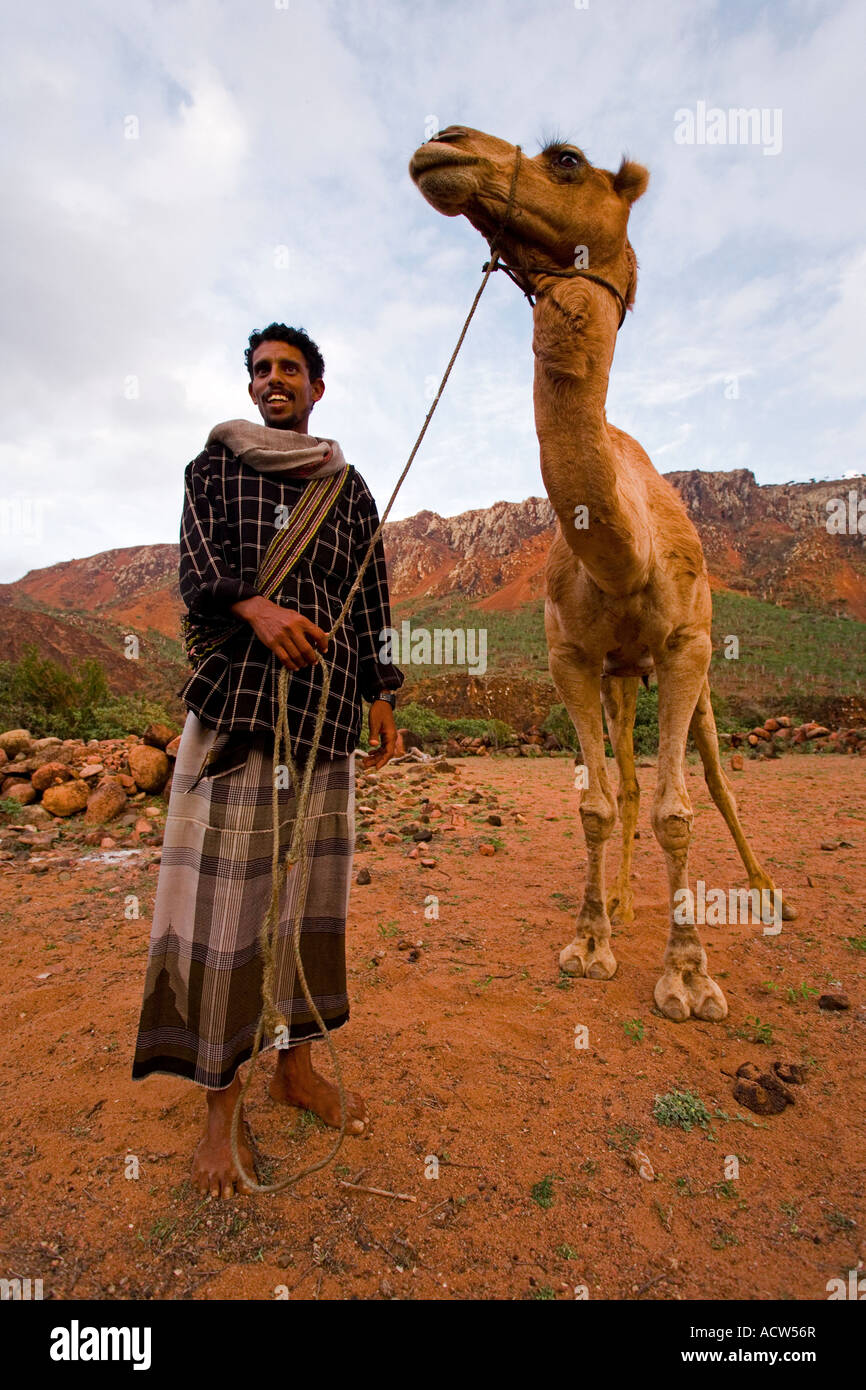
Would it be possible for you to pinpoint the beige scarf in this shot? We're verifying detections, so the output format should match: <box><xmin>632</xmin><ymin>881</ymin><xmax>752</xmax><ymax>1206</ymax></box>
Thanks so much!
<box><xmin>207</xmin><ymin>418</ymin><xmax>348</xmax><ymax>478</ymax></box>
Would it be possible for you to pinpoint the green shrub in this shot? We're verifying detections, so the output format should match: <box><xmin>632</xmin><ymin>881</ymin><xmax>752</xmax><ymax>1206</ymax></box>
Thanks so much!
<box><xmin>541</xmin><ymin>704</ymin><xmax>578</xmax><ymax>751</ymax></box>
<box><xmin>360</xmin><ymin>700</ymin><xmax>514</xmax><ymax>750</ymax></box>
<box><xmin>0</xmin><ymin>645</ymin><xmax>173</xmax><ymax>741</ymax></box>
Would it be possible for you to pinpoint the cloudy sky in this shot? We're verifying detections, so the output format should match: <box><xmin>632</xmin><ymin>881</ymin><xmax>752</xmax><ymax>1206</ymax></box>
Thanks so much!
<box><xmin>1</xmin><ymin>0</ymin><xmax>864</xmax><ymax>583</ymax></box>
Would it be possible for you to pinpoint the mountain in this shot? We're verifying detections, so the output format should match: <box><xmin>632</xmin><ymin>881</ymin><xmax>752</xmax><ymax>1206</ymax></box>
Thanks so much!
<box><xmin>1</xmin><ymin>469</ymin><xmax>864</xmax><ymax>719</ymax></box>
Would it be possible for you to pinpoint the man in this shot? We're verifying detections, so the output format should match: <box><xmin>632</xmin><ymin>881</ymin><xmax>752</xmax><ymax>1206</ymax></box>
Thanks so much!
<box><xmin>132</xmin><ymin>323</ymin><xmax>403</xmax><ymax>1197</ymax></box>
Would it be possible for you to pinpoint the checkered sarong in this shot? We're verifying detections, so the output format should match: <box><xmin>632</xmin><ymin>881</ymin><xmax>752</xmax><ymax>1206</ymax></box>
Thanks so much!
<box><xmin>132</xmin><ymin>711</ymin><xmax>354</xmax><ymax>1091</ymax></box>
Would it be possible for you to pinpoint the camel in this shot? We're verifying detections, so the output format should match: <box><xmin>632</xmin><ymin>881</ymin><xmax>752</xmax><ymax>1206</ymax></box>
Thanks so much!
<box><xmin>409</xmin><ymin>125</ymin><xmax>794</xmax><ymax>1022</ymax></box>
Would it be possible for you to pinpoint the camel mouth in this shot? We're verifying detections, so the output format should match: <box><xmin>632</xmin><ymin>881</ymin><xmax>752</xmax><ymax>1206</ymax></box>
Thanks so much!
<box><xmin>409</xmin><ymin>146</ymin><xmax>478</xmax><ymax>182</ymax></box>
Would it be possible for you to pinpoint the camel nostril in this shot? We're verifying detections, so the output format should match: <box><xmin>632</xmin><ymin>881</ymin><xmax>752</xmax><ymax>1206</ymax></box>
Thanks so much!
<box><xmin>430</xmin><ymin>126</ymin><xmax>464</xmax><ymax>144</ymax></box>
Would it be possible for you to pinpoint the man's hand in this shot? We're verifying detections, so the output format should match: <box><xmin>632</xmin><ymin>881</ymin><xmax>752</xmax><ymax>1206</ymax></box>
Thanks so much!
<box><xmin>230</xmin><ymin>595</ymin><xmax>328</xmax><ymax>672</ymax></box>
<box><xmin>365</xmin><ymin>700</ymin><xmax>397</xmax><ymax>771</ymax></box>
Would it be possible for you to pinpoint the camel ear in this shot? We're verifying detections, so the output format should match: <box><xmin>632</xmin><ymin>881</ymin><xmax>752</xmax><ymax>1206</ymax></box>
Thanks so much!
<box><xmin>613</xmin><ymin>158</ymin><xmax>649</xmax><ymax>205</ymax></box>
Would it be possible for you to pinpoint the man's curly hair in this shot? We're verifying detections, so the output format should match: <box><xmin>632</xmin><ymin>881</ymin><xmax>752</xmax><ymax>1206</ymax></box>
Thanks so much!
<box><xmin>245</xmin><ymin>323</ymin><xmax>325</xmax><ymax>383</ymax></box>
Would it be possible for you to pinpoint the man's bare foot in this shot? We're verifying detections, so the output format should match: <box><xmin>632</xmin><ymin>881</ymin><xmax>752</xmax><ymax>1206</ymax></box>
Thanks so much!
<box><xmin>192</xmin><ymin>1074</ymin><xmax>258</xmax><ymax>1198</ymax></box>
<box><xmin>269</xmin><ymin>1041</ymin><xmax>368</xmax><ymax>1135</ymax></box>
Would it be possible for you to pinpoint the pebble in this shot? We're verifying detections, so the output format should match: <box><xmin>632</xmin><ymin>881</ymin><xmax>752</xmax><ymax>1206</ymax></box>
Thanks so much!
<box><xmin>355</xmin><ymin>867</ymin><xmax>371</xmax><ymax>885</ymax></box>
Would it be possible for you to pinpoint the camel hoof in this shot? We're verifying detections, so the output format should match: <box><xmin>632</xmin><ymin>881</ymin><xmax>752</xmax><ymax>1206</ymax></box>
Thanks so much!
<box><xmin>654</xmin><ymin>971</ymin><xmax>728</xmax><ymax>1023</ymax></box>
<box><xmin>559</xmin><ymin>938</ymin><xmax>617</xmax><ymax>980</ymax></box>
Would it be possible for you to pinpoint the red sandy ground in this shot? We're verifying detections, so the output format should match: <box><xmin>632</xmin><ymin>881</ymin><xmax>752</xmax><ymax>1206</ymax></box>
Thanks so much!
<box><xmin>1</xmin><ymin>755</ymin><xmax>864</xmax><ymax>1301</ymax></box>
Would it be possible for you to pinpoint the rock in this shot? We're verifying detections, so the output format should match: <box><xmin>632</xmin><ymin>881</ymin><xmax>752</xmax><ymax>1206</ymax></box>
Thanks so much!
<box><xmin>5</xmin><ymin>782</ymin><xmax>36</xmax><ymax>805</ymax></box>
<box><xmin>84</xmin><ymin>781</ymin><xmax>128</xmax><ymax>825</ymax></box>
<box><xmin>434</xmin><ymin>761</ymin><xmax>455</xmax><ymax>774</ymax></box>
<box><xmin>397</xmin><ymin>728</ymin><xmax>423</xmax><ymax>752</ymax></box>
<box><xmin>31</xmin><ymin>761</ymin><xmax>73</xmax><ymax>793</ymax></box>
<box><xmin>117</xmin><ymin>774</ymin><xmax>137</xmax><ymax>792</ymax></box>
<box><xmin>78</xmin><ymin>762</ymin><xmax>105</xmax><ymax>779</ymax></box>
<box><xmin>0</xmin><ymin>748</ymin><xmax>6</xmax><ymax>767</ymax></box>
<box><xmin>0</xmin><ymin>729</ymin><xmax>33</xmax><ymax>758</ymax></box>
<box><xmin>356</xmin><ymin>866</ymin><xmax>371</xmax><ymax>885</ymax></box>
<box><xmin>134</xmin><ymin>818</ymin><xmax>153</xmax><ymax>835</ymax></box>
<box><xmin>763</xmin><ymin>718</ymin><xmax>780</xmax><ymax>733</ymax></box>
<box><xmin>820</xmin><ymin>841</ymin><xmax>839</xmax><ymax>851</ymax></box>
<box><xmin>413</xmin><ymin>828</ymin><xmax>433</xmax><ymax>842</ymax></box>
<box><xmin>142</xmin><ymin>723</ymin><xmax>179</xmax><ymax>750</ymax></box>
<box><xmin>42</xmin><ymin>780</ymin><xmax>89</xmax><ymax>817</ymax></box>
<box><xmin>419</xmin><ymin>857</ymin><xmax>436</xmax><ymax>868</ymax></box>
<box><xmin>1</xmin><ymin>775</ymin><xmax>31</xmax><ymax>796</ymax></box>
<box><xmin>487</xmin><ymin>813</ymin><xmax>503</xmax><ymax>825</ymax></box>
<box><xmin>479</xmin><ymin>843</ymin><xmax>496</xmax><ymax>856</ymax></box>
<box><xmin>381</xmin><ymin>832</ymin><xmax>400</xmax><ymax>845</ymax></box>
<box><xmin>127</xmin><ymin>745</ymin><xmax>170</xmax><ymax>793</ymax></box>
<box><xmin>730</xmin><ymin>754</ymin><xmax>744</xmax><ymax>771</ymax></box>
<box><xmin>165</xmin><ymin>736</ymin><xmax>182</xmax><ymax>759</ymax></box>
<box><xmin>818</xmin><ymin>991</ymin><xmax>850</xmax><ymax>1011</ymax></box>
<box><xmin>144</xmin><ymin>806</ymin><xmax>161</xmax><ymax>819</ymax></box>
<box><xmin>100</xmin><ymin>836</ymin><xmax>117</xmax><ymax>849</ymax></box>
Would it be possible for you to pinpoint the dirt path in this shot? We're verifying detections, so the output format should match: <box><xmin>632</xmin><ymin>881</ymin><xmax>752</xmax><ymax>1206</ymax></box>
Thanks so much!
<box><xmin>1</xmin><ymin>755</ymin><xmax>863</xmax><ymax>1300</ymax></box>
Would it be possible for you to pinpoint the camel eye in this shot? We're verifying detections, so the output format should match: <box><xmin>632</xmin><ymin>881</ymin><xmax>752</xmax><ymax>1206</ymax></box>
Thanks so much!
<box><xmin>556</xmin><ymin>150</ymin><xmax>582</xmax><ymax>169</ymax></box>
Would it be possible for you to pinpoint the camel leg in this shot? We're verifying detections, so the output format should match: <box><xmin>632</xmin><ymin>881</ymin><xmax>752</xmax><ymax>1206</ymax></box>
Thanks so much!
<box><xmin>550</xmin><ymin>650</ymin><xmax>618</xmax><ymax>979</ymax></box>
<box><xmin>689</xmin><ymin>680</ymin><xmax>795</xmax><ymax>921</ymax></box>
<box><xmin>652</xmin><ymin>642</ymin><xmax>728</xmax><ymax>1022</ymax></box>
<box><xmin>601</xmin><ymin>675</ymin><xmax>640</xmax><ymax>925</ymax></box>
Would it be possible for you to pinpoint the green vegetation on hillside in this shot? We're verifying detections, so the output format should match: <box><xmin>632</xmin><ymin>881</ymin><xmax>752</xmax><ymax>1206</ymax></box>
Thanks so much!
<box><xmin>393</xmin><ymin>590</ymin><xmax>866</xmax><ymax>723</ymax></box>
<box><xmin>0</xmin><ymin>646</ymin><xmax>174</xmax><ymax>741</ymax></box>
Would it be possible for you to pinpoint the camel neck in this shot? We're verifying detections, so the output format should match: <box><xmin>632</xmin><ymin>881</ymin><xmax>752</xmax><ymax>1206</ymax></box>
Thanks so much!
<box><xmin>531</xmin><ymin>284</ymin><xmax>651</xmax><ymax>592</ymax></box>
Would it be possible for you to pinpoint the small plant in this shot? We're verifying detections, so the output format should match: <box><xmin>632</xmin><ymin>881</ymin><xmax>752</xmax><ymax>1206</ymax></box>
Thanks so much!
<box><xmin>530</xmin><ymin>1175</ymin><xmax>556</xmax><ymax>1210</ymax></box>
<box><xmin>653</xmin><ymin>1088</ymin><xmax>711</xmax><ymax>1132</ymax></box>
<box><xmin>606</xmin><ymin>1123</ymin><xmax>641</xmax><ymax>1153</ymax></box>
<box><xmin>580</xmin><ymin>1158</ymin><xmax>599</xmax><ymax>1177</ymax></box>
<box><xmin>846</xmin><ymin>936</ymin><xmax>866</xmax><ymax>953</ymax></box>
<box><xmin>623</xmin><ymin>1018</ymin><xmax>645</xmax><ymax>1043</ymax></box>
<box><xmin>826</xmin><ymin>1209</ymin><xmax>856</xmax><ymax>1231</ymax></box>
<box><xmin>556</xmin><ymin>1243</ymin><xmax>579</xmax><ymax>1261</ymax></box>
<box><xmin>710</xmin><ymin>1226</ymin><xmax>739</xmax><ymax>1250</ymax></box>
<box><xmin>731</xmin><ymin>1015</ymin><xmax>774</xmax><ymax>1045</ymax></box>
<box><xmin>713</xmin><ymin>1179</ymin><xmax>737</xmax><ymax>1200</ymax></box>
<box><xmin>780</xmin><ymin>1200</ymin><xmax>800</xmax><ymax>1233</ymax></box>
<box><xmin>530</xmin><ymin>1285</ymin><xmax>557</xmax><ymax>1300</ymax></box>
<box><xmin>785</xmin><ymin>982</ymin><xmax>819</xmax><ymax>1004</ymax></box>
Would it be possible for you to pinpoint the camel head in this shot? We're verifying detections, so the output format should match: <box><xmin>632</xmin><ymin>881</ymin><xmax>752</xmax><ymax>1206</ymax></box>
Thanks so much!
<box><xmin>409</xmin><ymin>125</ymin><xmax>648</xmax><ymax>309</ymax></box>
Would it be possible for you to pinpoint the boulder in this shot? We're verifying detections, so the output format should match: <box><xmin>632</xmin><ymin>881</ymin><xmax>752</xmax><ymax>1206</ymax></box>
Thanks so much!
<box><xmin>127</xmin><ymin>745</ymin><xmax>170</xmax><ymax>793</ymax></box>
<box><xmin>5</xmin><ymin>782</ymin><xmax>36</xmax><ymax>806</ymax></box>
<box><xmin>142</xmin><ymin>722</ymin><xmax>179</xmax><ymax>750</ymax></box>
<box><xmin>165</xmin><ymin>736</ymin><xmax>182</xmax><ymax>759</ymax></box>
<box><xmin>42</xmin><ymin>780</ymin><xmax>89</xmax><ymax>817</ymax></box>
<box><xmin>31</xmin><ymin>761</ymin><xmax>74</xmax><ymax>793</ymax></box>
<box><xmin>1</xmin><ymin>775</ymin><xmax>30</xmax><ymax>796</ymax></box>
<box><xmin>84</xmin><ymin>780</ymin><xmax>128</xmax><ymax>825</ymax></box>
<box><xmin>0</xmin><ymin>729</ymin><xmax>33</xmax><ymax>758</ymax></box>
<box><xmin>0</xmin><ymin>748</ymin><xmax>6</xmax><ymax>768</ymax></box>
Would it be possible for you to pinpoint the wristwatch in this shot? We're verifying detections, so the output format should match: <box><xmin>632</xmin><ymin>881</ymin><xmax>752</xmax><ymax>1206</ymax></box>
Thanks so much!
<box><xmin>372</xmin><ymin>690</ymin><xmax>397</xmax><ymax>709</ymax></box>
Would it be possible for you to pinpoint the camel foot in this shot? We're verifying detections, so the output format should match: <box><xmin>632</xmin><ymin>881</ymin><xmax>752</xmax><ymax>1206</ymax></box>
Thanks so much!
<box><xmin>559</xmin><ymin>933</ymin><xmax>617</xmax><ymax>980</ymax></box>
<box><xmin>606</xmin><ymin>891</ymin><xmax>634</xmax><ymax>926</ymax></box>
<box><xmin>749</xmin><ymin>879</ymin><xmax>797</xmax><ymax>921</ymax></box>
<box><xmin>654</xmin><ymin>967</ymin><xmax>728</xmax><ymax>1022</ymax></box>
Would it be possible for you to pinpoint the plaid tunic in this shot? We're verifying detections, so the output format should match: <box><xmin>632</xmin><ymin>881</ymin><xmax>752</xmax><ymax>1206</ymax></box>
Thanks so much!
<box><xmin>177</xmin><ymin>441</ymin><xmax>404</xmax><ymax>760</ymax></box>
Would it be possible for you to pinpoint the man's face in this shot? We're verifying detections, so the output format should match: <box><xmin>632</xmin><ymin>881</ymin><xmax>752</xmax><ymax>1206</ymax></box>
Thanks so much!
<box><xmin>248</xmin><ymin>340</ymin><xmax>324</xmax><ymax>431</ymax></box>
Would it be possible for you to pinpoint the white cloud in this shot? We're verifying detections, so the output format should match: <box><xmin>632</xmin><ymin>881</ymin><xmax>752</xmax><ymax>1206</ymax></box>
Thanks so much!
<box><xmin>0</xmin><ymin>0</ymin><xmax>864</xmax><ymax>580</ymax></box>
